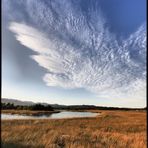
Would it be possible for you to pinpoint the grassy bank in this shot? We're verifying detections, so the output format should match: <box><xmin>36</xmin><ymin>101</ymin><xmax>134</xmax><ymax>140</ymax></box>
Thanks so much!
<box><xmin>1</xmin><ymin>110</ymin><xmax>146</xmax><ymax>148</ymax></box>
<box><xmin>1</xmin><ymin>109</ymin><xmax>60</xmax><ymax>116</ymax></box>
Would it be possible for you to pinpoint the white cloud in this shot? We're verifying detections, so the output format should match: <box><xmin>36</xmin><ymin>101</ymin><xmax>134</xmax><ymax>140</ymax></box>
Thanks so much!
<box><xmin>9</xmin><ymin>21</ymin><xmax>146</xmax><ymax>107</ymax></box>
<box><xmin>7</xmin><ymin>0</ymin><xmax>146</xmax><ymax>107</ymax></box>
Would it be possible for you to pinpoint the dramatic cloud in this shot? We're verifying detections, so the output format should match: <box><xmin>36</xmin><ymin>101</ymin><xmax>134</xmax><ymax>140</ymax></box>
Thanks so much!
<box><xmin>6</xmin><ymin>0</ymin><xmax>146</xmax><ymax>106</ymax></box>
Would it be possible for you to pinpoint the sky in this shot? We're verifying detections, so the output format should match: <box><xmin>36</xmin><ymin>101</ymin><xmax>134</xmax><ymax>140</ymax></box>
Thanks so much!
<box><xmin>2</xmin><ymin>0</ymin><xmax>146</xmax><ymax>108</ymax></box>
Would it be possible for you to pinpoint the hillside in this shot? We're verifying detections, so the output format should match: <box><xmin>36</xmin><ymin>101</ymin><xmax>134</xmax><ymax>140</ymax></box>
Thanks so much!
<box><xmin>1</xmin><ymin>98</ymin><xmax>146</xmax><ymax>111</ymax></box>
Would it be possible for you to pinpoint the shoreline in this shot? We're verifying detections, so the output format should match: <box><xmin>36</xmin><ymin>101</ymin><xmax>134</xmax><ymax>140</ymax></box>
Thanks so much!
<box><xmin>1</xmin><ymin>109</ymin><xmax>101</xmax><ymax>116</ymax></box>
<box><xmin>1</xmin><ymin>109</ymin><xmax>60</xmax><ymax>116</ymax></box>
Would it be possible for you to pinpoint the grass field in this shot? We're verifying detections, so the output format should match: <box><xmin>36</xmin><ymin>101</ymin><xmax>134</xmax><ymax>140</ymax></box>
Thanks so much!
<box><xmin>1</xmin><ymin>110</ymin><xmax>147</xmax><ymax>148</ymax></box>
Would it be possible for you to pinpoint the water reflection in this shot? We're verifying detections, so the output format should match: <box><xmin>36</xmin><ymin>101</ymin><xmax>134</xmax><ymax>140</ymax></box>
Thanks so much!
<box><xmin>1</xmin><ymin>111</ymin><xmax>98</xmax><ymax>120</ymax></box>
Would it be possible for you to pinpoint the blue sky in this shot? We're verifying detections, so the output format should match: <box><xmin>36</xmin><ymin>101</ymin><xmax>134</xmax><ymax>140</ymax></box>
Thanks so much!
<box><xmin>2</xmin><ymin>0</ymin><xmax>146</xmax><ymax>108</ymax></box>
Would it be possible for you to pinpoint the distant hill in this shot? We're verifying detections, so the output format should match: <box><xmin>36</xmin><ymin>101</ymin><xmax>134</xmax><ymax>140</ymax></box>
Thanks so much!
<box><xmin>1</xmin><ymin>98</ymin><xmax>64</xmax><ymax>108</ymax></box>
<box><xmin>1</xmin><ymin>98</ymin><xmax>146</xmax><ymax>110</ymax></box>
<box><xmin>2</xmin><ymin>98</ymin><xmax>35</xmax><ymax>106</ymax></box>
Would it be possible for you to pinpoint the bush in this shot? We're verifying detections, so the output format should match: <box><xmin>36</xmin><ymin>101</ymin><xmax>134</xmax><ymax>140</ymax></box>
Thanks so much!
<box><xmin>1</xmin><ymin>103</ymin><xmax>17</xmax><ymax>110</ymax></box>
<box><xmin>1</xmin><ymin>103</ymin><xmax>53</xmax><ymax>111</ymax></box>
<box><xmin>29</xmin><ymin>104</ymin><xmax>53</xmax><ymax>111</ymax></box>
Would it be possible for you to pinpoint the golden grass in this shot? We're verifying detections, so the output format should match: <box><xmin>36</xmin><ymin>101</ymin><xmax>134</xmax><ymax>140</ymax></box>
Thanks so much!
<box><xmin>1</xmin><ymin>110</ymin><xmax>147</xmax><ymax>148</ymax></box>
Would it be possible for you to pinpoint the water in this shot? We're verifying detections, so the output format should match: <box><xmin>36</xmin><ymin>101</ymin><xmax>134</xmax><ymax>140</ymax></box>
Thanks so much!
<box><xmin>1</xmin><ymin>111</ymin><xmax>99</xmax><ymax>120</ymax></box>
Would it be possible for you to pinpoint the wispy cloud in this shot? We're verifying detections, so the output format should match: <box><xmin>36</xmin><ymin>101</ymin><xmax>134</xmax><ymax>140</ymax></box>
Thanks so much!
<box><xmin>7</xmin><ymin>0</ymin><xmax>146</xmax><ymax>107</ymax></box>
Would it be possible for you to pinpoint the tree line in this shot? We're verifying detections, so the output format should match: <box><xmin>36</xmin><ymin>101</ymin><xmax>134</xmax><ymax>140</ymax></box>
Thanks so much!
<box><xmin>1</xmin><ymin>103</ymin><xmax>54</xmax><ymax>111</ymax></box>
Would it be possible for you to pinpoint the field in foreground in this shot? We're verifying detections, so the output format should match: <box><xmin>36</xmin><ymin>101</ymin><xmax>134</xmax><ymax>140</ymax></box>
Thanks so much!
<box><xmin>1</xmin><ymin>110</ymin><xmax>147</xmax><ymax>148</ymax></box>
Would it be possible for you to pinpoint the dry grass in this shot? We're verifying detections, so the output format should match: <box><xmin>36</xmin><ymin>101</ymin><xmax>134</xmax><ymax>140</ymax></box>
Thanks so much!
<box><xmin>1</xmin><ymin>110</ymin><xmax>147</xmax><ymax>148</ymax></box>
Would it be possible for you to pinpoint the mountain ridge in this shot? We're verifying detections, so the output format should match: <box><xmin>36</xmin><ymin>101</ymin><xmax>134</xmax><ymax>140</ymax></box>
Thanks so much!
<box><xmin>1</xmin><ymin>98</ymin><xmax>146</xmax><ymax>110</ymax></box>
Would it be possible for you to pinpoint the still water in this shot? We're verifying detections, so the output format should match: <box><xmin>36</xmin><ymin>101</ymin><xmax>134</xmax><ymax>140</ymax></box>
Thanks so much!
<box><xmin>1</xmin><ymin>111</ymin><xmax>99</xmax><ymax>120</ymax></box>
